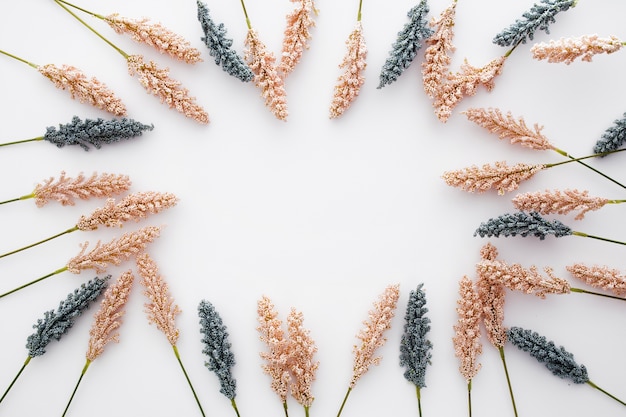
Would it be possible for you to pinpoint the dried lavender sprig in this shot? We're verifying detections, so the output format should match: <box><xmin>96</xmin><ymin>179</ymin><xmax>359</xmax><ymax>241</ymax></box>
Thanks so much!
<box><xmin>0</xmin><ymin>277</ymin><xmax>109</xmax><ymax>404</ymax></box>
<box><xmin>594</xmin><ymin>112</ymin><xmax>626</xmax><ymax>154</ymax></box>
<box><xmin>198</xmin><ymin>300</ymin><xmax>241</xmax><ymax>417</ymax></box>
<box><xmin>377</xmin><ymin>0</ymin><xmax>433</xmax><ymax>89</ymax></box>
<box><xmin>493</xmin><ymin>0</ymin><xmax>578</xmax><ymax>48</ymax></box>
<box><xmin>474</xmin><ymin>210</ymin><xmax>626</xmax><ymax>246</ymax></box>
<box><xmin>0</xmin><ymin>116</ymin><xmax>153</xmax><ymax>150</ymax></box>
<box><xmin>507</xmin><ymin>326</ymin><xmax>626</xmax><ymax>406</ymax></box>
<box><xmin>196</xmin><ymin>0</ymin><xmax>253</xmax><ymax>82</ymax></box>
<box><xmin>399</xmin><ymin>284</ymin><xmax>432</xmax><ymax>417</ymax></box>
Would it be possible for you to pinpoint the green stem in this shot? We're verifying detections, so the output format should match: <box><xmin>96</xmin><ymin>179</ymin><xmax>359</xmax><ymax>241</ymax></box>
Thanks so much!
<box><xmin>282</xmin><ymin>401</ymin><xmax>289</xmax><ymax>417</ymax></box>
<box><xmin>498</xmin><ymin>347</ymin><xmax>518</xmax><ymax>417</ymax></box>
<box><xmin>231</xmin><ymin>398</ymin><xmax>242</xmax><ymax>417</ymax></box>
<box><xmin>61</xmin><ymin>359</ymin><xmax>91</xmax><ymax>417</ymax></box>
<box><xmin>0</xmin><ymin>226</ymin><xmax>79</xmax><ymax>259</ymax></box>
<box><xmin>238</xmin><ymin>0</ymin><xmax>252</xmax><ymax>29</ymax></box>
<box><xmin>586</xmin><ymin>380</ymin><xmax>626</xmax><ymax>406</ymax></box>
<box><xmin>55</xmin><ymin>0</ymin><xmax>105</xmax><ymax>19</ymax></box>
<box><xmin>0</xmin><ymin>193</ymin><xmax>36</xmax><ymax>206</ymax></box>
<box><xmin>0</xmin><ymin>48</ymin><xmax>38</xmax><ymax>68</ymax></box>
<box><xmin>172</xmin><ymin>345</ymin><xmax>206</xmax><ymax>417</ymax></box>
<box><xmin>0</xmin><ymin>356</ymin><xmax>31</xmax><ymax>404</ymax></box>
<box><xmin>357</xmin><ymin>0</ymin><xmax>363</xmax><ymax>21</ymax></box>
<box><xmin>572</xmin><ymin>231</ymin><xmax>626</xmax><ymax>246</ymax></box>
<box><xmin>553</xmin><ymin>147</ymin><xmax>626</xmax><ymax>190</ymax></box>
<box><xmin>545</xmin><ymin>148</ymin><xmax>626</xmax><ymax>169</ymax></box>
<box><xmin>570</xmin><ymin>287</ymin><xmax>626</xmax><ymax>302</ymax></box>
<box><xmin>53</xmin><ymin>0</ymin><xmax>128</xmax><ymax>59</ymax></box>
<box><xmin>0</xmin><ymin>137</ymin><xmax>44</xmax><ymax>147</ymax></box>
<box><xmin>467</xmin><ymin>380</ymin><xmax>472</xmax><ymax>417</ymax></box>
<box><xmin>0</xmin><ymin>266</ymin><xmax>68</xmax><ymax>299</ymax></box>
<box><xmin>336</xmin><ymin>387</ymin><xmax>352</xmax><ymax>417</ymax></box>
<box><xmin>416</xmin><ymin>385</ymin><xmax>423</xmax><ymax>417</ymax></box>
<box><xmin>304</xmin><ymin>405</ymin><xmax>310</xmax><ymax>417</ymax></box>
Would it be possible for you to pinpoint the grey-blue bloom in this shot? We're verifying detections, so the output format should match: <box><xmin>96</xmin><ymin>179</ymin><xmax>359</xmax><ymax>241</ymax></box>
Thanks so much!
<box><xmin>493</xmin><ymin>0</ymin><xmax>576</xmax><ymax>47</ymax></box>
<box><xmin>44</xmin><ymin>116</ymin><xmax>153</xmax><ymax>151</ymax></box>
<box><xmin>399</xmin><ymin>283</ymin><xmax>432</xmax><ymax>388</ymax></box>
<box><xmin>198</xmin><ymin>300</ymin><xmax>237</xmax><ymax>400</ymax></box>
<box><xmin>474</xmin><ymin>211</ymin><xmax>572</xmax><ymax>240</ymax></box>
<box><xmin>25</xmin><ymin>276</ymin><xmax>110</xmax><ymax>358</ymax></box>
<box><xmin>378</xmin><ymin>0</ymin><xmax>434</xmax><ymax>89</ymax></box>
<box><xmin>507</xmin><ymin>326</ymin><xmax>588</xmax><ymax>384</ymax></box>
<box><xmin>593</xmin><ymin>112</ymin><xmax>626</xmax><ymax>154</ymax></box>
<box><xmin>196</xmin><ymin>1</ymin><xmax>254</xmax><ymax>82</ymax></box>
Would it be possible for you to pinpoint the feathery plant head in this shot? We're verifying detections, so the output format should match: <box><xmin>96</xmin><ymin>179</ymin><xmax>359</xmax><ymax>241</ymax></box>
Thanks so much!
<box><xmin>474</xmin><ymin>211</ymin><xmax>573</xmax><ymax>240</ymax></box>
<box><xmin>594</xmin><ymin>112</ymin><xmax>626</xmax><ymax>154</ymax></box>
<box><xmin>378</xmin><ymin>0</ymin><xmax>433</xmax><ymax>89</ymax></box>
<box><xmin>196</xmin><ymin>0</ymin><xmax>254</xmax><ymax>82</ymax></box>
<box><xmin>493</xmin><ymin>0</ymin><xmax>577</xmax><ymax>48</ymax></box>
<box><xmin>399</xmin><ymin>283</ymin><xmax>432</xmax><ymax>388</ymax></box>
<box><xmin>507</xmin><ymin>326</ymin><xmax>588</xmax><ymax>383</ymax></box>
<box><xmin>43</xmin><ymin>116</ymin><xmax>153</xmax><ymax>151</ymax></box>
<box><xmin>198</xmin><ymin>300</ymin><xmax>237</xmax><ymax>400</ymax></box>
<box><xmin>26</xmin><ymin>276</ymin><xmax>110</xmax><ymax>357</ymax></box>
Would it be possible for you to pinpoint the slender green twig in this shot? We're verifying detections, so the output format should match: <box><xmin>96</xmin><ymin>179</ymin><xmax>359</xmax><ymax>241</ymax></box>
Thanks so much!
<box><xmin>336</xmin><ymin>387</ymin><xmax>352</xmax><ymax>417</ymax></box>
<box><xmin>498</xmin><ymin>347</ymin><xmax>518</xmax><ymax>417</ymax></box>
<box><xmin>173</xmin><ymin>345</ymin><xmax>206</xmax><ymax>417</ymax></box>
<box><xmin>0</xmin><ymin>137</ymin><xmax>44</xmax><ymax>147</ymax></box>
<box><xmin>570</xmin><ymin>287</ymin><xmax>626</xmax><ymax>301</ymax></box>
<box><xmin>0</xmin><ymin>49</ymin><xmax>38</xmax><ymax>68</ymax></box>
<box><xmin>61</xmin><ymin>359</ymin><xmax>92</xmax><ymax>417</ymax></box>
<box><xmin>467</xmin><ymin>380</ymin><xmax>472</xmax><ymax>417</ymax></box>
<box><xmin>0</xmin><ymin>356</ymin><xmax>32</xmax><ymax>404</ymax></box>
<box><xmin>231</xmin><ymin>398</ymin><xmax>242</xmax><ymax>417</ymax></box>
<box><xmin>553</xmin><ymin>147</ymin><xmax>626</xmax><ymax>190</ymax></box>
<box><xmin>0</xmin><ymin>227</ymin><xmax>79</xmax><ymax>259</ymax></box>
<box><xmin>416</xmin><ymin>385</ymin><xmax>423</xmax><ymax>417</ymax></box>
<box><xmin>0</xmin><ymin>267</ymin><xmax>68</xmax><ymax>299</ymax></box>
<box><xmin>586</xmin><ymin>380</ymin><xmax>626</xmax><ymax>406</ymax></box>
<box><xmin>238</xmin><ymin>0</ymin><xmax>252</xmax><ymax>29</ymax></box>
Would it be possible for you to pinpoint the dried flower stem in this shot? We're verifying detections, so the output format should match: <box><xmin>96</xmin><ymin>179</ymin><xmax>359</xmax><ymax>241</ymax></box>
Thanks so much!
<box><xmin>0</xmin><ymin>356</ymin><xmax>31</xmax><ymax>404</ymax></box>
<box><xmin>62</xmin><ymin>359</ymin><xmax>91</xmax><ymax>417</ymax></box>
<box><xmin>0</xmin><ymin>227</ymin><xmax>79</xmax><ymax>259</ymax></box>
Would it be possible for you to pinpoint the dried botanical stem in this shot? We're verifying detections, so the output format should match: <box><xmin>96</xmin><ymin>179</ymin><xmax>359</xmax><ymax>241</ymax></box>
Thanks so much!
<box><xmin>512</xmin><ymin>189</ymin><xmax>613</xmax><ymax>220</ymax></box>
<box><xmin>531</xmin><ymin>34</ymin><xmax>624</xmax><ymax>64</ymax></box>
<box><xmin>278</xmin><ymin>0</ymin><xmax>317</xmax><ymax>77</ymax></box>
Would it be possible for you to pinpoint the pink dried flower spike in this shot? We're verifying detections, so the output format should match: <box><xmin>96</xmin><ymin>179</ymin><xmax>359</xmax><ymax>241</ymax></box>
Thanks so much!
<box><xmin>567</xmin><ymin>263</ymin><xmax>626</xmax><ymax>299</ymax></box>
<box><xmin>336</xmin><ymin>284</ymin><xmax>400</xmax><ymax>417</ymax></box>
<box><xmin>287</xmin><ymin>307</ymin><xmax>319</xmax><ymax>416</ymax></box>
<box><xmin>279</xmin><ymin>0</ymin><xmax>318</xmax><ymax>77</ymax></box>
<box><xmin>329</xmin><ymin>0</ymin><xmax>367</xmax><ymax>120</ymax></box>
<box><xmin>136</xmin><ymin>252</ymin><xmax>207</xmax><ymax>417</ymax></box>
<box><xmin>422</xmin><ymin>0</ymin><xmax>457</xmax><ymax>99</ymax></box>
<box><xmin>0</xmin><ymin>49</ymin><xmax>126</xmax><ymax>116</ymax></box>
<box><xmin>442</xmin><ymin>161</ymin><xmax>546</xmax><ymax>195</ymax></box>
<box><xmin>531</xmin><ymin>34</ymin><xmax>624</xmax><ymax>64</ymax></box>
<box><xmin>62</xmin><ymin>270</ymin><xmax>135</xmax><ymax>416</ymax></box>
<box><xmin>512</xmin><ymin>189</ymin><xmax>618</xmax><ymax>220</ymax></box>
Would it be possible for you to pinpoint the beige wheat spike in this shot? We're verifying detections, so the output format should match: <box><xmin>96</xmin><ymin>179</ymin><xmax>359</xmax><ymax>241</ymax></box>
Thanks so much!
<box><xmin>350</xmin><ymin>284</ymin><xmax>400</xmax><ymax>388</ymax></box>
<box><xmin>257</xmin><ymin>295</ymin><xmax>291</xmax><ymax>404</ymax></box>
<box><xmin>531</xmin><ymin>34</ymin><xmax>624</xmax><ymax>64</ymax></box>
<box><xmin>66</xmin><ymin>225</ymin><xmax>162</xmax><ymax>274</ymax></box>
<box><xmin>421</xmin><ymin>1</ymin><xmax>457</xmax><ymax>99</ymax></box>
<box><xmin>463</xmin><ymin>107</ymin><xmax>553</xmax><ymax>151</ymax></box>
<box><xmin>287</xmin><ymin>307</ymin><xmax>319</xmax><ymax>410</ymax></box>
<box><xmin>567</xmin><ymin>263</ymin><xmax>626</xmax><ymax>297</ymax></box>
<box><xmin>76</xmin><ymin>191</ymin><xmax>178</xmax><ymax>231</ymax></box>
<box><xmin>442</xmin><ymin>161</ymin><xmax>546</xmax><ymax>195</ymax></box>
<box><xmin>476</xmin><ymin>270</ymin><xmax>507</xmax><ymax>349</ymax></box>
<box><xmin>244</xmin><ymin>29</ymin><xmax>288</xmax><ymax>121</ymax></box>
<box><xmin>86</xmin><ymin>270</ymin><xmax>135</xmax><ymax>361</ymax></box>
<box><xmin>126</xmin><ymin>54</ymin><xmax>209</xmax><ymax>124</ymax></box>
<box><xmin>33</xmin><ymin>171</ymin><xmax>131</xmax><ymax>207</ymax></box>
<box><xmin>512</xmin><ymin>189</ymin><xmax>610</xmax><ymax>220</ymax></box>
<box><xmin>137</xmin><ymin>252</ymin><xmax>181</xmax><ymax>346</ymax></box>
<box><xmin>278</xmin><ymin>0</ymin><xmax>317</xmax><ymax>77</ymax></box>
<box><xmin>105</xmin><ymin>13</ymin><xmax>202</xmax><ymax>64</ymax></box>
<box><xmin>452</xmin><ymin>275</ymin><xmax>483</xmax><ymax>382</ymax></box>
<box><xmin>37</xmin><ymin>63</ymin><xmax>126</xmax><ymax>116</ymax></box>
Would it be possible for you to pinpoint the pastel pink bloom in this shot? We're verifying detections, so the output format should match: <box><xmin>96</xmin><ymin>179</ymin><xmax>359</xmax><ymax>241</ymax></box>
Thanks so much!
<box><xmin>106</xmin><ymin>13</ymin><xmax>202</xmax><ymax>64</ymax></box>
<box><xmin>329</xmin><ymin>22</ymin><xmax>367</xmax><ymax>119</ymax></box>
<box><xmin>278</xmin><ymin>0</ymin><xmax>317</xmax><ymax>77</ymax></box>
<box><xmin>512</xmin><ymin>189</ymin><xmax>609</xmax><ymax>220</ymax></box>
<box><xmin>463</xmin><ymin>107</ymin><xmax>554</xmax><ymax>151</ymax></box>
<box><xmin>452</xmin><ymin>275</ymin><xmax>483</xmax><ymax>382</ymax></box>
<box><xmin>33</xmin><ymin>171</ymin><xmax>131</xmax><ymax>207</ymax></box>
<box><xmin>476</xmin><ymin>270</ymin><xmax>507</xmax><ymax>349</ymax></box>
<box><xmin>137</xmin><ymin>252</ymin><xmax>181</xmax><ymax>346</ymax></box>
<box><xmin>244</xmin><ymin>29</ymin><xmax>288</xmax><ymax>121</ymax></box>
<box><xmin>442</xmin><ymin>161</ymin><xmax>546</xmax><ymax>194</ymax></box>
<box><xmin>567</xmin><ymin>263</ymin><xmax>626</xmax><ymax>297</ymax></box>
<box><xmin>37</xmin><ymin>63</ymin><xmax>127</xmax><ymax>116</ymax></box>
<box><xmin>86</xmin><ymin>270</ymin><xmax>135</xmax><ymax>361</ymax></box>
<box><xmin>422</xmin><ymin>1</ymin><xmax>457</xmax><ymax>98</ymax></box>
<box><xmin>531</xmin><ymin>34</ymin><xmax>624</xmax><ymax>64</ymax></box>
<box><xmin>126</xmin><ymin>54</ymin><xmax>209</xmax><ymax>124</ymax></box>
<box><xmin>287</xmin><ymin>307</ymin><xmax>319</xmax><ymax>409</ymax></box>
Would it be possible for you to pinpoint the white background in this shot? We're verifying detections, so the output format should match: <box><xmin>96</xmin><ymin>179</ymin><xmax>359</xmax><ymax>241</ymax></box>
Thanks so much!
<box><xmin>1</xmin><ymin>0</ymin><xmax>625</xmax><ymax>416</ymax></box>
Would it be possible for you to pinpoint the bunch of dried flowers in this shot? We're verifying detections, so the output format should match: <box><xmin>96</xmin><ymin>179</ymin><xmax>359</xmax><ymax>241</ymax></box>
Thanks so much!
<box><xmin>511</xmin><ymin>189</ymin><xmax>624</xmax><ymax>220</ymax></box>
<box><xmin>531</xmin><ymin>34</ymin><xmax>625</xmax><ymax>64</ymax></box>
<box><xmin>594</xmin><ymin>112</ymin><xmax>626</xmax><ymax>154</ymax></box>
<box><xmin>0</xmin><ymin>277</ymin><xmax>109</xmax><ymax>405</ymax></box>
<box><xmin>278</xmin><ymin>0</ymin><xmax>318</xmax><ymax>78</ymax></box>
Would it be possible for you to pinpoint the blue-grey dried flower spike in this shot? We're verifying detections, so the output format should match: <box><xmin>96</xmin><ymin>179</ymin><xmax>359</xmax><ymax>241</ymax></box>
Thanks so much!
<box><xmin>25</xmin><ymin>276</ymin><xmax>110</xmax><ymax>358</ymax></box>
<box><xmin>474</xmin><ymin>211</ymin><xmax>572</xmax><ymax>240</ymax></box>
<box><xmin>507</xmin><ymin>326</ymin><xmax>588</xmax><ymax>383</ymax></box>
<box><xmin>493</xmin><ymin>0</ymin><xmax>577</xmax><ymax>47</ymax></box>
<box><xmin>593</xmin><ymin>112</ymin><xmax>626</xmax><ymax>154</ymax></box>
<box><xmin>44</xmin><ymin>116</ymin><xmax>153</xmax><ymax>151</ymax></box>
<box><xmin>196</xmin><ymin>0</ymin><xmax>254</xmax><ymax>82</ymax></box>
<box><xmin>378</xmin><ymin>0</ymin><xmax>434</xmax><ymax>89</ymax></box>
<box><xmin>198</xmin><ymin>300</ymin><xmax>237</xmax><ymax>400</ymax></box>
<box><xmin>399</xmin><ymin>283</ymin><xmax>433</xmax><ymax>389</ymax></box>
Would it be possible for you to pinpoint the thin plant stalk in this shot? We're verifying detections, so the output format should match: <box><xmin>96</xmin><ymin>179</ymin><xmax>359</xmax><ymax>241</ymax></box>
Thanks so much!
<box><xmin>467</xmin><ymin>380</ymin><xmax>472</xmax><ymax>417</ymax></box>
<box><xmin>173</xmin><ymin>345</ymin><xmax>206</xmax><ymax>417</ymax></box>
<box><xmin>553</xmin><ymin>147</ymin><xmax>626</xmax><ymax>190</ymax></box>
<box><xmin>61</xmin><ymin>359</ymin><xmax>92</xmax><ymax>417</ymax></box>
<box><xmin>0</xmin><ymin>48</ymin><xmax>38</xmax><ymax>68</ymax></box>
<box><xmin>0</xmin><ymin>267</ymin><xmax>68</xmax><ymax>299</ymax></box>
<box><xmin>0</xmin><ymin>356</ymin><xmax>32</xmax><ymax>404</ymax></box>
<box><xmin>587</xmin><ymin>380</ymin><xmax>626</xmax><ymax>406</ymax></box>
<box><xmin>416</xmin><ymin>385</ymin><xmax>423</xmax><ymax>417</ymax></box>
<box><xmin>499</xmin><ymin>347</ymin><xmax>518</xmax><ymax>417</ymax></box>
<box><xmin>0</xmin><ymin>227</ymin><xmax>78</xmax><ymax>259</ymax></box>
<box><xmin>570</xmin><ymin>287</ymin><xmax>626</xmax><ymax>301</ymax></box>
<box><xmin>0</xmin><ymin>137</ymin><xmax>44</xmax><ymax>147</ymax></box>
<box><xmin>336</xmin><ymin>387</ymin><xmax>352</xmax><ymax>417</ymax></box>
